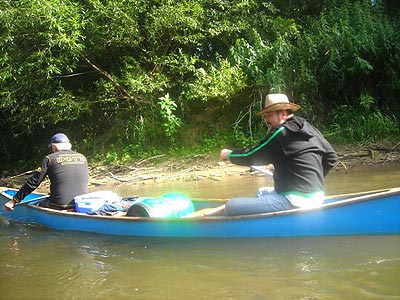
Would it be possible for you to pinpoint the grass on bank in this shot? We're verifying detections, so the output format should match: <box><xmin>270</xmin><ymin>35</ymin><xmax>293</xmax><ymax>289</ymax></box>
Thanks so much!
<box><xmin>88</xmin><ymin>95</ymin><xmax>400</xmax><ymax>167</ymax></box>
<box><xmin>4</xmin><ymin>104</ymin><xmax>400</xmax><ymax>173</ymax></box>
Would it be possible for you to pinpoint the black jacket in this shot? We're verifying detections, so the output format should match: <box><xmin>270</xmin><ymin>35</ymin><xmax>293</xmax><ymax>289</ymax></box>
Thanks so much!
<box><xmin>229</xmin><ymin>116</ymin><xmax>338</xmax><ymax>194</ymax></box>
<box><xmin>13</xmin><ymin>150</ymin><xmax>89</xmax><ymax>208</ymax></box>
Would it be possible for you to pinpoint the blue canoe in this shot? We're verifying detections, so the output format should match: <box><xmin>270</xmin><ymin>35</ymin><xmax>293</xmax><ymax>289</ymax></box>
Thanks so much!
<box><xmin>1</xmin><ymin>187</ymin><xmax>399</xmax><ymax>238</ymax></box>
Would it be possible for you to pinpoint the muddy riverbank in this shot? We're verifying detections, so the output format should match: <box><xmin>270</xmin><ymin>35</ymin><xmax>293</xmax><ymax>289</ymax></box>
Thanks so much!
<box><xmin>2</xmin><ymin>141</ymin><xmax>399</xmax><ymax>191</ymax></box>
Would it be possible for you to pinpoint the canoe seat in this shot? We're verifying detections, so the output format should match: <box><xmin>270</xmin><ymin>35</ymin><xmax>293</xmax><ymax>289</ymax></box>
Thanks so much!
<box><xmin>183</xmin><ymin>204</ymin><xmax>226</xmax><ymax>218</ymax></box>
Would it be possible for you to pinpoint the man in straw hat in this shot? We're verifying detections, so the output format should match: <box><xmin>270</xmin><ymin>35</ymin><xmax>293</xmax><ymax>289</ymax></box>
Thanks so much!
<box><xmin>220</xmin><ymin>93</ymin><xmax>337</xmax><ymax>216</ymax></box>
<box><xmin>4</xmin><ymin>133</ymin><xmax>89</xmax><ymax>211</ymax></box>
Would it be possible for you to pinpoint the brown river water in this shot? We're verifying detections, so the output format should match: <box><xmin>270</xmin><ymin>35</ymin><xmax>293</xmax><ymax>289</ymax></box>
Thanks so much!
<box><xmin>1</xmin><ymin>163</ymin><xmax>399</xmax><ymax>300</ymax></box>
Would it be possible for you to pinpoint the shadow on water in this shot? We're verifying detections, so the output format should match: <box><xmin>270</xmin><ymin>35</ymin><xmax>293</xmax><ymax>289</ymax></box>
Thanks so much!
<box><xmin>1</xmin><ymin>163</ymin><xmax>400</xmax><ymax>300</ymax></box>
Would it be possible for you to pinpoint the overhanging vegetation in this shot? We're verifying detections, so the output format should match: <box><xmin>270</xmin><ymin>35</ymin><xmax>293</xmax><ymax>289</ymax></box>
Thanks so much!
<box><xmin>0</xmin><ymin>0</ymin><xmax>399</xmax><ymax>169</ymax></box>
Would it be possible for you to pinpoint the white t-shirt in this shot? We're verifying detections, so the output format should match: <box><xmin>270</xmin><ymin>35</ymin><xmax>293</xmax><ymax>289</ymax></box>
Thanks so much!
<box><xmin>284</xmin><ymin>191</ymin><xmax>325</xmax><ymax>208</ymax></box>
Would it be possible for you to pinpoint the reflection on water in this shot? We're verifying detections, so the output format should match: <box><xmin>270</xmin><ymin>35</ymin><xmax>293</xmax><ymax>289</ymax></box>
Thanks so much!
<box><xmin>1</xmin><ymin>224</ymin><xmax>400</xmax><ymax>300</ymax></box>
<box><xmin>1</xmin><ymin>163</ymin><xmax>399</xmax><ymax>300</ymax></box>
<box><xmin>112</xmin><ymin>163</ymin><xmax>400</xmax><ymax>199</ymax></box>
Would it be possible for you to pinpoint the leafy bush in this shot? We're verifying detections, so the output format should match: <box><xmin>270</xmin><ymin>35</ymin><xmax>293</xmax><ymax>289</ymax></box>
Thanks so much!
<box><xmin>327</xmin><ymin>93</ymin><xmax>399</xmax><ymax>142</ymax></box>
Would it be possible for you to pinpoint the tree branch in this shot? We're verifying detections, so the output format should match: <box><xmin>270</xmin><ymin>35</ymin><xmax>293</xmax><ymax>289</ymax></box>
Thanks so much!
<box><xmin>80</xmin><ymin>54</ymin><xmax>131</xmax><ymax>98</ymax></box>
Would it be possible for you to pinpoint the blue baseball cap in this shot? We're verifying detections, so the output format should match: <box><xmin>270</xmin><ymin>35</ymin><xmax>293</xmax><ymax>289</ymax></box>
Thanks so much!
<box><xmin>48</xmin><ymin>133</ymin><xmax>70</xmax><ymax>148</ymax></box>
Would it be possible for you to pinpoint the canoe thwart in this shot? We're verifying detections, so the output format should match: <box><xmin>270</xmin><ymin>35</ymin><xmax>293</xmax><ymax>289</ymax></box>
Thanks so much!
<box><xmin>184</xmin><ymin>204</ymin><xmax>226</xmax><ymax>218</ymax></box>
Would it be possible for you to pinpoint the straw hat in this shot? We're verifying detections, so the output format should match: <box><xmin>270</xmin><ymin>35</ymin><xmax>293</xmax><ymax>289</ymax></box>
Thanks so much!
<box><xmin>256</xmin><ymin>94</ymin><xmax>301</xmax><ymax>115</ymax></box>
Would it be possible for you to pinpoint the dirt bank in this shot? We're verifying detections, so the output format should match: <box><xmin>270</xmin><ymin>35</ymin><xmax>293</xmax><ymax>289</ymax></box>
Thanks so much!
<box><xmin>2</xmin><ymin>141</ymin><xmax>399</xmax><ymax>191</ymax></box>
<box><xmin>88</xmin><ymin>141</ymin><xmax>400</xmax><ymax>187</ymax></box>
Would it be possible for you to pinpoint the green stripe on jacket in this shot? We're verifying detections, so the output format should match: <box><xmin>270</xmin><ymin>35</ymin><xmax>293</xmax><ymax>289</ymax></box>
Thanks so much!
<box><xmin>228</xmin><ymin>127</ymin><xmax>284</xmax><ymax>158</ymax></box>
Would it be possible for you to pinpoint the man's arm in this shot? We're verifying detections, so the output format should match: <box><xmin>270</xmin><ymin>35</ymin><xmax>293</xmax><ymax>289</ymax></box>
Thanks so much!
<box><xmin>13</xmin><ymin>157</ymin><xmax>49</xmax><ymax>202</ymax></box>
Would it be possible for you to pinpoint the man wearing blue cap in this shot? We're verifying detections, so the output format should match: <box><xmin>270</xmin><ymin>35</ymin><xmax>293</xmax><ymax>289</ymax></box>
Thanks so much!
<box><xmin>4</xmin><ymin>133</ymin><xmax>89</xmax><ymax>211</ymax></box>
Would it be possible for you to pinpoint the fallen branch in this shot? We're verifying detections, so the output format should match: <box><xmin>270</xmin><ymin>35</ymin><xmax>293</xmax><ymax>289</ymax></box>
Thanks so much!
<box><xmin>340</xmin><ymin>150</ymin><xmax>373</xmax><ymax>159</ymax></box>
<box><xmin>130</xmin><ymin>168</ymin><xmax>163</xmax><ymax>176</ymax></box>
<box><xmin>129</xmin><ymin>167</ymin><xmax>152</xmax><ymax>172</ymax></box>
<box><xmin>7</xmin><ymin>170</ymin><xmax>35</xmax><ymax>179</ymax></box>
<box><xmin>337</xmin><ymin>161</ymin><xmax>349</xmax><ymax>175</ymax></box>
<box><xmin>109</xmin><ymin>172</ymin><xmax>131</xmax><ymax>182</ymax></box>
<box><xmin>391</xmin><ymin>141</ymin><xmax>400</xmax><ymax>151</ymax></box>
<box><xmin>136</xmin><ymin>154</ymin><xmax>166</xmax><ymax>166</ymax></box>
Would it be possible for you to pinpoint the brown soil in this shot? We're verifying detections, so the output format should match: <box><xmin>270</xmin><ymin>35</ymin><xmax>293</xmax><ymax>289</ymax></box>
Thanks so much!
<box><xmin>2</xmin><ymin>141</ymin><xmax>399</xmax><ymax>191</ymax></box>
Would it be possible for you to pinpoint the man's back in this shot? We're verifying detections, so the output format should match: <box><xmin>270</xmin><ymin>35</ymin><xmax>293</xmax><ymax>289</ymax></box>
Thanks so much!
<box><xmin>273</xmin><ymin>116</ymin><xmax>337</xmax><ymax>194</ymax></box>
<box><xmin>47</xmin><ymin>150</ymin><xmax>88</xmax><ymax>208</ymax></box>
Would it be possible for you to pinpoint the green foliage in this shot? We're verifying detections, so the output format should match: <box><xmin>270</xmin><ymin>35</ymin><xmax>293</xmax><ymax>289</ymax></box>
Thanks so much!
<box><xmin>231</xmin><ymin>125</ymin><xmax>258</xmax><ymax>148</ymax></box>
<box><xmin>231</xmin><ymin>32</ymin><xmax>295</xmax><ymax>91</ymax></box>
<box><xmin>184</xmin><ymin>56</ymin><xmax>247</xmax><ymax>102</ymax></box>
<box><xmin>0</xmin><ymin>0</ymin><xmax>399</xmax><ymax>170</ymax></box>
<box><xmin>327</xmin><ymin>93</ymin><xmax>398</xmax><ymax>142</ymax></box>
<box><xmin>87</xmin><ymin>138</ymin><xmax>158</xmax><ymax>165</ymax></box>
<box><xmin>0</xmin><ymin>0</ymin><xmax>86</xmax><ymax>134</ymax></box>
<box><xmin>82</xmin><ymin>0</ymin><xmax>144</xmax><ymax>53</ymax></box>
<box><xmin>289</xmin><ymin>0</ymin><xmax>400</xmax><ymax>118</ymax></box>
<box><xmin>158</xmin><ymin>93</ymin><xmax>181</xmax><ymax>144</ymax></box>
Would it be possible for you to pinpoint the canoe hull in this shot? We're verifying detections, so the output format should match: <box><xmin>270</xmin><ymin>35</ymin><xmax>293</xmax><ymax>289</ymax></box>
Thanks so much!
<box><xmin>1</xmin><ymin>188</ymin><xmax>399</xmax><ymax>238</ymax></box>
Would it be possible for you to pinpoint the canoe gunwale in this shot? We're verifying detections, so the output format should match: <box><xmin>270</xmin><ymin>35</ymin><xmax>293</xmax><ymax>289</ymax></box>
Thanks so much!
<box><xmin>1</xmin><ymin>187</ymin><xmax>399</xmax><ymax>222</ymax></box>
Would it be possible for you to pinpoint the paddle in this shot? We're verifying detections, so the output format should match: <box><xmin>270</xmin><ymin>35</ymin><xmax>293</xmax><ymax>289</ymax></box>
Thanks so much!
<box><xmin>15</xmin><ymin>195</ymin><xmax>49</xmax><ymax>206</ymax></box>
<box><xmin>250</xmin><ymin>165</ymin><xmax>273</xmax><ymax>177</ymax></box>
